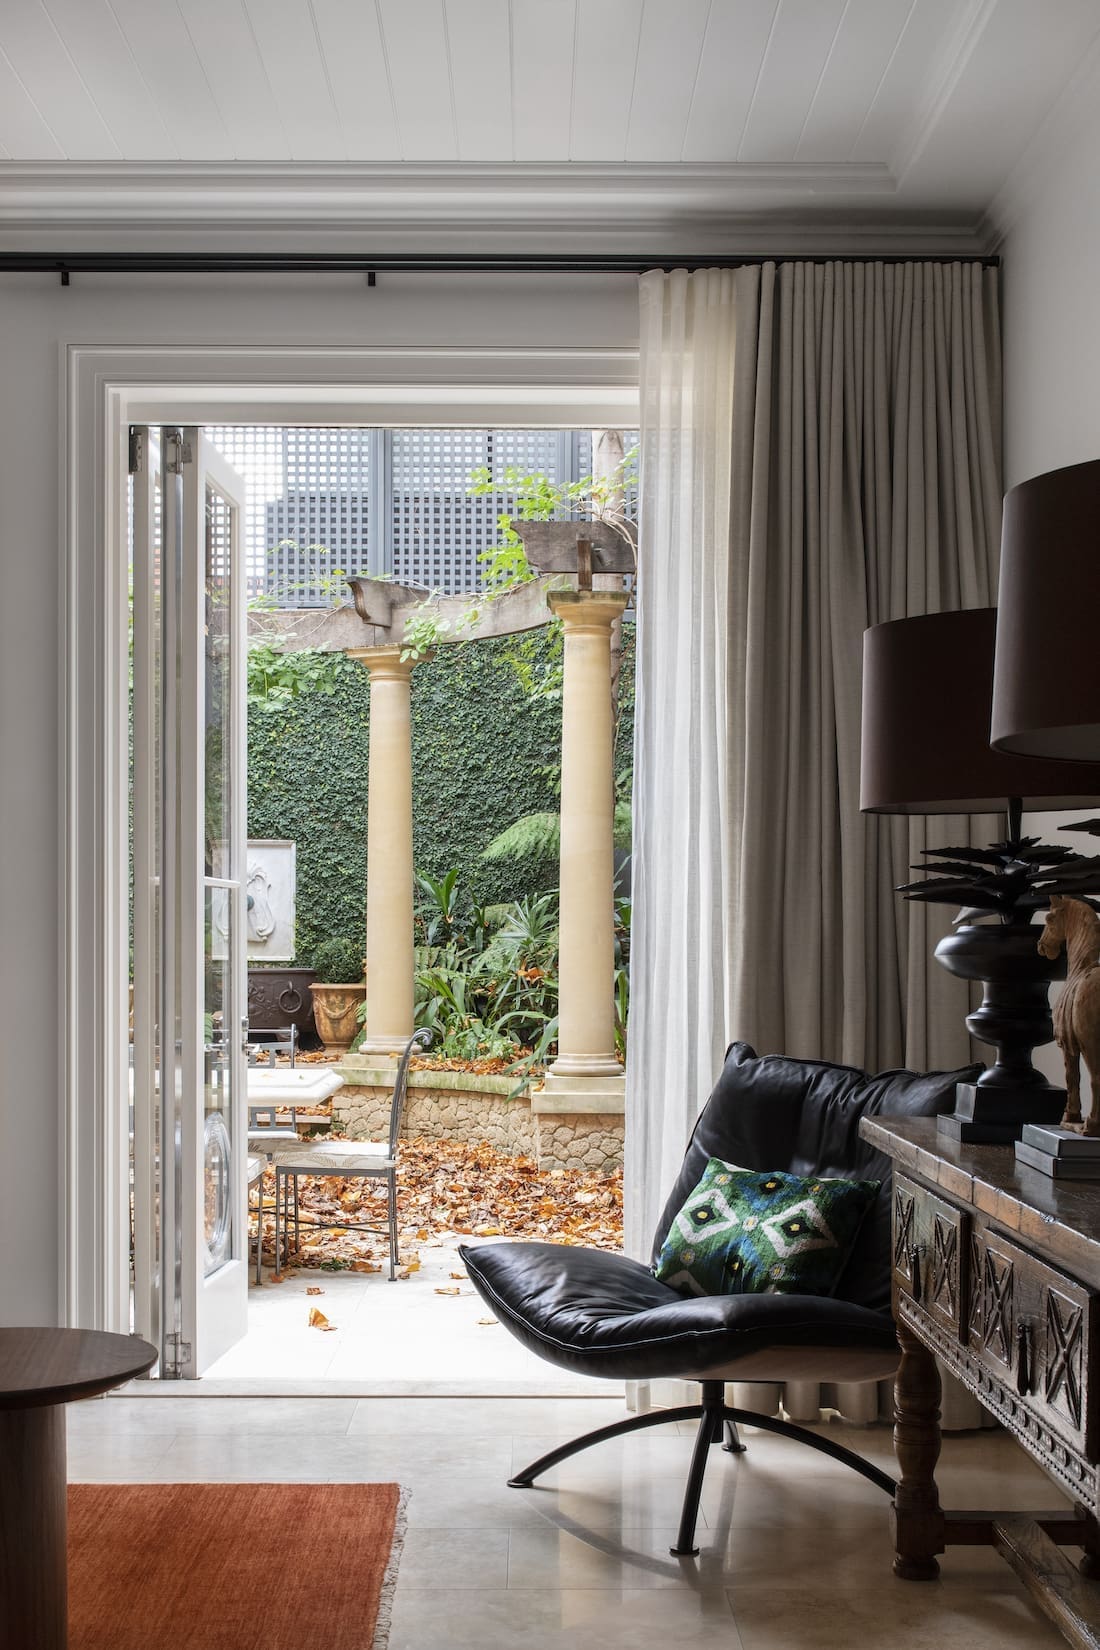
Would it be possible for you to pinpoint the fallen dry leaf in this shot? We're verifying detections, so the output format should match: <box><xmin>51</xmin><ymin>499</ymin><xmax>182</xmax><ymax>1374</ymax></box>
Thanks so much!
<box><xmin>477</xmin><ymin>1317</ymin><xmax>498</xmax><ymax>1326</ymax></box>
<box><xmin>434</xmin><ymin>1286</ymin><xmax>461</xmax><ymax>1296</ymax></box>
<box><xmin>449</xmin><ymin>1271</ymin><xmax>466</xmax><ymax>1280</ymax></box>
<box><xmin>306</xmin><ymin>1286</ymin><xmax>324</xmax><ymax>1296</ymax></box>
<box><xmin>307</xmin><ymin>1307</ymin><xmax>337</xmax><ymax>1332</ymax></box>
<box><xmin>254</xmin><ymin>1133</ymin><xmax>623</xmax><ymax>1271</ymax></box>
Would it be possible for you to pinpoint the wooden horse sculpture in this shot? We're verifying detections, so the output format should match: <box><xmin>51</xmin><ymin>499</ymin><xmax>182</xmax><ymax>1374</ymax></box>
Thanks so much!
<box><xmin>1037</xmin><ymin>894</ymin><xmax>1100</xmax><ymax>1134</ymax></box>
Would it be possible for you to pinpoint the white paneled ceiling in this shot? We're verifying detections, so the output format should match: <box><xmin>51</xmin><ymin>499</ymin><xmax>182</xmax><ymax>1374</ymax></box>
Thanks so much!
<box><xmin>0</xmin><ymin>0</ymin><xmax>1097</xmax><ymax>247</ymax></box>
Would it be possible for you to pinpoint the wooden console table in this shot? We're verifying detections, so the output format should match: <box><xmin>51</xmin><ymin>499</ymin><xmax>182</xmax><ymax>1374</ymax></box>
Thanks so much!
<box><xmin>863</xmin><ymin>1117</ymin><xmax>1100</xmax><ymax>1649</ymax></box>
<box><xmin>0</xmin><ymin>1327</ymin><xmax>157</xmax><ymax>1649</ymax></box>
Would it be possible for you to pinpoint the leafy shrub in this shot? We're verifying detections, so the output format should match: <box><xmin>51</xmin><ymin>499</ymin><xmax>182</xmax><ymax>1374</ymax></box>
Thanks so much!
<box><xmin>310</xmin><ymin>935</ymin><xmax>365</xmax><ymax>983</ymax></box>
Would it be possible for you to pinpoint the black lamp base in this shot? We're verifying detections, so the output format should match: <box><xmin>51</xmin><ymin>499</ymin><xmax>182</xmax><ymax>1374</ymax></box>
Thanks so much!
<box><xmin>938</xmin><ymin>1080</ymin><xmax>1068</xmax><ymax>1144</ymax></box>
<box><xmin>933</xmin><ymin>918</ymin><xmax>1068</xmax><ymax>1146</ymax></box>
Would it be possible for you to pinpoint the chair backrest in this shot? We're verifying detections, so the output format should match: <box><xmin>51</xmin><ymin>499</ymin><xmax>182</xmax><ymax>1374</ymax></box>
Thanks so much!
<box><xmin>247</xmin><ymin>1025</ymin><xmax>298</xmax><ymax>1068</ymax></box>
<box><xmin>387</xmin><ymin>1029</ymin><xmax>434</xmax><ymax>1155</ymax></box>
<box><xmin>652</xmin><ymin>1041</ymin><xmax>982</xmax><ymax>1314</ymax></box>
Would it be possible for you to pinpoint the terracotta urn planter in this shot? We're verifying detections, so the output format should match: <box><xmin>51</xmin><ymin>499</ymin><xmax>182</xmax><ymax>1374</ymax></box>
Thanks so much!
<box><xmin>309</xmin><ymin>982</ymin><xmax>366</xmax><ymax>1054</ymax></box>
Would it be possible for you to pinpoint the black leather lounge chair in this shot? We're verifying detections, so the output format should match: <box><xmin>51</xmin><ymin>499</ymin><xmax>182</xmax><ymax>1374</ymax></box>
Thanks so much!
<box><xmin>461</xmin><ymin>1040</ymin><xmax>980</xmax><ymax>1556</ymax></box>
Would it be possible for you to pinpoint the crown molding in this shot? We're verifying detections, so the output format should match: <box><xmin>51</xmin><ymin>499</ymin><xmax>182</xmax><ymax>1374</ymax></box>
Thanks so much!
<box><xmin>0</xmin><ymin>218</ymin><xmax>992</xmax><ymax>259</ymax></box>
<box><xmin>0</xmin><ymin>160</ymin><xmax>992</xmax><ymax>257</ymax></box>
<box><xmin>0</xmin><ymin>159</ymin><xmax>896</xmax><ymax>227</ymax></box>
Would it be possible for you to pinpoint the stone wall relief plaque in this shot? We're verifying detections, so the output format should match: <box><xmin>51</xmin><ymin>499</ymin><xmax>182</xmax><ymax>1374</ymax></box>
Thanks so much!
<box><xmin>212</xmin><ymin>839</ymin><xmax>296</xmax><ymax>961</ymax></box>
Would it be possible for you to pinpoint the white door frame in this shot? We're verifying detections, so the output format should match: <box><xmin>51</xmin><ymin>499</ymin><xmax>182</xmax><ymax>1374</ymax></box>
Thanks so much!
<box><xmin>61</xmin><ymin>341</ymin><xmax>639</xmax><ymax>1331</ymax></box>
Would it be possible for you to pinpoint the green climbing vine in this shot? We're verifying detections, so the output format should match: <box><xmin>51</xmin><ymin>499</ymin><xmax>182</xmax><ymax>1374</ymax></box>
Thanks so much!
<box><xmin>245</xmin><ymin>626</ymin><xmax>635</xmax><ymax>970</ymax></box>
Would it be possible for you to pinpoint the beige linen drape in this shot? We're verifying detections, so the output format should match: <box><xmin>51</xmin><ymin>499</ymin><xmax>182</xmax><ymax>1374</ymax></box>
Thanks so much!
<box><xmin>627</xmin><ymin>260</ymin><xmax>1002</xmax><ymax>1427</ymax></box>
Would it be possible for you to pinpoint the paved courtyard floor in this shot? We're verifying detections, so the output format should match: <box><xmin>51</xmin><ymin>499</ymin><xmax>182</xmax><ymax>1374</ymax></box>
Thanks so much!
<box><xmin>199</xmin><ymin>1234</ymin><xmax>615</xmax><ymax>1394</ymax></box>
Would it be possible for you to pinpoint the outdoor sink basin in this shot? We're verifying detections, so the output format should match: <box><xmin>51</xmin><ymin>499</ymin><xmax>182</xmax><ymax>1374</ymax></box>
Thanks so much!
<box><xmin>246</xmin><ymin>1067</ymin><xmax>344</xmax><ymax>1104</ymax></box>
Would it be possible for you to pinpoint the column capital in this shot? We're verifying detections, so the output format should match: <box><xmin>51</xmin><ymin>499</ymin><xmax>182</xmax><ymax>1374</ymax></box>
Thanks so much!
<box><xmin>346</xmin><ymin>643</ymin><xmax>419</xmax><ymax>681</ymax></box>
<box><xmin>547</xmin><ymin>590</ymin><xmax>630</xmax><ymax>631</ymax></box>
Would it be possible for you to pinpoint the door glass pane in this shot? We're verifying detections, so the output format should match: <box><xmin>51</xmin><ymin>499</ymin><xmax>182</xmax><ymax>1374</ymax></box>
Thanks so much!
<box><xmin>203</xmin><ymin>886</ymin><xmax>233</xmax><ymax>1276</ymax></box>
<box><xmin>205</xmin><ymin>484</ymin><xmax>233</xmax><ymax>874</ymax></box>
<box><xmin>203</xmin><ymin>476</ymin><xmax>237</xmax><ymax>1280</ymax></box>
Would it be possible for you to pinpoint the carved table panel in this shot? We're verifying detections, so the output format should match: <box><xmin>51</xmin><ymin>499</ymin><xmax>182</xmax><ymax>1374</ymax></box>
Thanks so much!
<box><xmin>864</xmin><ymin>1117</ymin><xmax>1100</xmax><ymax>1649</ymax></box>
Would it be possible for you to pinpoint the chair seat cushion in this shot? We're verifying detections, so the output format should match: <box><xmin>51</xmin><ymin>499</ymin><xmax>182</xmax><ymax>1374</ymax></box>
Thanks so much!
<box><xmin>460</xmin><ymin>1240</ymin><xmax>896</xmax><ymax>1382</ymax></box>
<box><xmin>275</xmin><ymin>1141</ymin><xmax>393</xmax><ymax>1174</ymax></box>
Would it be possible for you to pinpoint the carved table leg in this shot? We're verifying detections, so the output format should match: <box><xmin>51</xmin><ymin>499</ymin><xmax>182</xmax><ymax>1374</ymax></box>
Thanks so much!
<box><xmin>891</xmin><ymin>1315</ymin><xmax>945</xmax><ymax>1580</ymax></box>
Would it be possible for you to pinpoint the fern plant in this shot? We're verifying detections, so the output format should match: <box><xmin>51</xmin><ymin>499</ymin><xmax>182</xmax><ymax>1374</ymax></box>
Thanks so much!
<box><xmin>481</xmin><ymin>803</ymin><xmax>632</xmax><ymax>868</ymax></box>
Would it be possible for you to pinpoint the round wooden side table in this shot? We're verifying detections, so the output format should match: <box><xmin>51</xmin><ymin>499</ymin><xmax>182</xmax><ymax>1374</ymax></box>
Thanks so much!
<box><xmin>0</xmin><ymin>1327</ymin><xmax>157</xmax><ymax>1649</ymax></box>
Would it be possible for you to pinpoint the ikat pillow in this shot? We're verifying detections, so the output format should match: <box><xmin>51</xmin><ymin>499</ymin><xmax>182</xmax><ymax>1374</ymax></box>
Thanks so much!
<box><xmin>652</xmin><ymin>1158</ymin><xmax>880</xmax><ymax>1299</ymax></box>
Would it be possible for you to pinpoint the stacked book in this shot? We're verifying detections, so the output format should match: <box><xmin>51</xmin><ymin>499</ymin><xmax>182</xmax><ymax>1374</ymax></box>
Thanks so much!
<box><xmin>1015</xmin><ymin>1124</ymin><xmax>1100</xmax><ymax>1180</ymax></box>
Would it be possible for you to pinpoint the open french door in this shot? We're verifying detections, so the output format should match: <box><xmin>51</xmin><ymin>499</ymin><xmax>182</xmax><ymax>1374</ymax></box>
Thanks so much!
<box><xmin>131</xmin><ymin>426</ymin><xmax>248</xmax><ymax>1377</ymax></box>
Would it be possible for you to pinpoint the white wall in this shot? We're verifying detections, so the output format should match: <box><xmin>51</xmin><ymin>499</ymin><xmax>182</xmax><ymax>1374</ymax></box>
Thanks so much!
<box><xmin>0</xmin><ymin>271</ymin><xmax>638</xmax><ymax>1324</ymax></box>
<box><xmin>1000</xmin><ymin>67</ymin><xmax>1100</xmax><ymax>1104</ymax></box>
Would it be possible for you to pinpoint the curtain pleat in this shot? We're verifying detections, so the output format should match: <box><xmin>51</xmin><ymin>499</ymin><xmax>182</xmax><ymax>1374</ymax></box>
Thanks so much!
<box><xmin>627</xmin><ymin>260</ymin><xmax>1002</xmax><ymax>1428</ymax></box>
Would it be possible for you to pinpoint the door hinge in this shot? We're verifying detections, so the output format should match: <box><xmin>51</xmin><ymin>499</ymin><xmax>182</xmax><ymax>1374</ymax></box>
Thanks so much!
<box><xmin>128</xmin><ymin>426</ymin><xmax>144</xmax><ymax>475</ymax></box>
<box><xmin>163</xmin><ymin>431</ymin><xmax>194</xmax><ymax>474</ymax></box>
<box><xmin>164</xmin><ymin>1333</ymin><xmax>192</xmax><ymax>1375</ymax></box>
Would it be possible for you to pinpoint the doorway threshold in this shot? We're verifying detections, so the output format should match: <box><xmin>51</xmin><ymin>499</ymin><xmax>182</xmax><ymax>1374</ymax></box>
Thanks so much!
<box><xmin>134</xmin><ymin>1244</ymin><xmax>618</xmax><ymax>1395</ymax></box>
<box><xmin>117</xmin><ymin>1378</ymin><xmax>623</xmax><ymax>1398</ymax></box>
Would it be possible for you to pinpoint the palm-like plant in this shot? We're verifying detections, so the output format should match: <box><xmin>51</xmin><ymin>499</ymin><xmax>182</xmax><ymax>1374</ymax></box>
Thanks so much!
<box><xmin>899</xmin><ymin>834</ymin><xmax>1100</xmax><ymax>920</ymax></box>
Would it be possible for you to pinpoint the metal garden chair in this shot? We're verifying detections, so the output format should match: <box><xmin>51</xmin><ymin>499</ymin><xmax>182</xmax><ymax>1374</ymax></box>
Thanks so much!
<box><xmin>272</xmin><ymin>1029</ymin><xmax>431</xmax><ymax>1279</ymax></box>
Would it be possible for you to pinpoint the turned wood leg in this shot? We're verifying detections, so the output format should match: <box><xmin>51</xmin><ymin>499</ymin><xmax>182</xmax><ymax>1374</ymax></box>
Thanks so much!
<box><xmin>0</xmin><ymin>1404</ymin><xmax>68</xmax><ymax>1650</ymax></box>
<box><xmin>891</xmin><ymin>1316</ymin><xmax>945</xmax><ymax>1580</ymax></box>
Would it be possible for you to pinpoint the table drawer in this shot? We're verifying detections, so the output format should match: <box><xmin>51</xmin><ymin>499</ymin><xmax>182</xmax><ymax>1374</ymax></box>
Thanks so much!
<box><xmin>968</xmin><ymin>1224</ymin><xmax>1097</xmax><ymax>1459</ymax></box>
<box><xmin>893</xmin><ymin>1173</ymin><xmax>968</xmax><ymax>1340</ymax></box>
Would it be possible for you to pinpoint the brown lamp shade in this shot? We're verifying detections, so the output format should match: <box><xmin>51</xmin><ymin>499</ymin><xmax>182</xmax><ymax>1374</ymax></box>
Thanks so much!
<box><xmin>991</xmin><ymin>458</ymin><xmax>1100</xmax><ymax>761</ymax></box>
<box><xmin>860</xmin><ymin>607</ymin><xmax>1100</xmax><ymax>813</ymax></box>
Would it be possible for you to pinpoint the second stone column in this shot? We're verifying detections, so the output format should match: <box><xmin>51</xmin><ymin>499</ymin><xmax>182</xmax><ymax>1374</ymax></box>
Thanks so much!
<box><xmin>349</xmin><ymin>644</ymin><xmax>417</xmax><ymax>1061</ymax></box>
<box><xmin>540</xmin><ymin>589</ymin><xmax>629</xmax><ymax>1110</ymax></box>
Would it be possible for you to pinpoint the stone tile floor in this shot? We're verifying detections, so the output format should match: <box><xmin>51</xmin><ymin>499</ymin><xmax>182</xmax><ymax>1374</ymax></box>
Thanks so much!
<box><xmin>200</xmin><ymin>1235</ymin><xmax>612</xmax><ymax>1393</ymax></box>
<box><xmin>71</xmin><ymin>1392</ymin><xmax>1069</xmax><ymax>1648</ymax></box>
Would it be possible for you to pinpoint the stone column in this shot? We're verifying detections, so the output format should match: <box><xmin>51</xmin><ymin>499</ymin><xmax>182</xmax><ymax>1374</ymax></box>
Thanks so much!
<box><xmin>539</xmin><ymin>589</ymin><xmax>629</xmax><ymax>1112</ymax></box>
<box><xmin>348</xmin><ymin>645</ymin><xmax>417</xmax><ymax>1060</ymax></box>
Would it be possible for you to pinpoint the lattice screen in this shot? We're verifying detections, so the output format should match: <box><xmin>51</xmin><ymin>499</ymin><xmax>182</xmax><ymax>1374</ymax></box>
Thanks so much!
<box><xmin>390</xmin><ymin>430</ymin><xmax>584</xmax><ymax>594</ymax></box>
<box><xmin>203</xmin><ymin>426</ymin><xmax>281</xmax><ymax>601</ymax></box>
<box><xmin>203</xmin><ymin>425</ymin><xmax>633</xmax><ymax>607</ymax></box>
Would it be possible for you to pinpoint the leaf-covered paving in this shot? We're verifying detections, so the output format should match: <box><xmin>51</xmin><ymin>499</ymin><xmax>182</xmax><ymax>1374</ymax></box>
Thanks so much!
<box><xmin>255</xmin><ymin>1136</ymin><xmax>624</xmax><ymax>1275</ymax></box>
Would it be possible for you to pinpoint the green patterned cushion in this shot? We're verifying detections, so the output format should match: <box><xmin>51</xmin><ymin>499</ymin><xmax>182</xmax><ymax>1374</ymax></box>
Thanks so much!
<box><xmin>652</xmin><ymin>1158</ymin><xmax>879</xmax><ymax>1298</ymax></box>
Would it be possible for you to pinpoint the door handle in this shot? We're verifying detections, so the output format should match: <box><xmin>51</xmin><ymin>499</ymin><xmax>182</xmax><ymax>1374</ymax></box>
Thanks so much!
<box><xmin>1016</xmin><ymin>1322</ymin><xmax>1032</xmax><ymax>1396</ymax></box>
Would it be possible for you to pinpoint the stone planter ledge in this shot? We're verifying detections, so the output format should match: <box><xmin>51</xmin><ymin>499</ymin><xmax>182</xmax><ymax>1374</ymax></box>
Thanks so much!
<box><xmin>330</xmin><ymin>1060</ymin><xmax>624</xmax><ymax>1173</ymax></box>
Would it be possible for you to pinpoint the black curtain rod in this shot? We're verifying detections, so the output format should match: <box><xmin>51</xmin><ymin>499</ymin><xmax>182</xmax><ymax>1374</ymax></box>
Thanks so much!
<box><xmin>0</xmin><ymin>251</ymin><xmax>999</xmax><ymax>282</ymax></box>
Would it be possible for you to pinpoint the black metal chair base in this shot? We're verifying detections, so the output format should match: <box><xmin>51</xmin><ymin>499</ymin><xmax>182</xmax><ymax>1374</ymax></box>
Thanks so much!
<box><xmin>508</xmin><ymin>1379</ymin><xmax>897</xmax><ymax>1557</ymax></box>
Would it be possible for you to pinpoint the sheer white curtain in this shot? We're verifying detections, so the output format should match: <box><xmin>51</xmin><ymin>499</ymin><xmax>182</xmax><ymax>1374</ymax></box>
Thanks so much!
<box><xmin>626</xmin><ymin>261</ymin><xmax>1003</xmax><ymax>1426</ymax></box>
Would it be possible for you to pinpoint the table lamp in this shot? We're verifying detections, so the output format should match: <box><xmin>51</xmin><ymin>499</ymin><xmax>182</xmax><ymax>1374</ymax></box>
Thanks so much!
<box><xmin>992</xmin><ymin>458</ymin><xmax>1100</xmax><ymax>761</ymax></box>
<box><xmin>861</xmin><ymin>606</ymin><xmax>1100</xmax><ymax>1141</ymax></box>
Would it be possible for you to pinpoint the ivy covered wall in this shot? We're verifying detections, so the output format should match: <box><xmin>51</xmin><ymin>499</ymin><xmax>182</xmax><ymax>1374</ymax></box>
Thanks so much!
<box><xmin>247</xmin><ymin>624</ymin><xmax>635</xmax><ymax>968</ymax></box>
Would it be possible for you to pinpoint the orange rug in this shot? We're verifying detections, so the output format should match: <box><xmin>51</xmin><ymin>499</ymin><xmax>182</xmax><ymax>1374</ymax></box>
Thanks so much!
<box><xmin>68</xmin><ymin>1481</ymin><xmax>406</xmax><ymax>1650</ymax></box>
